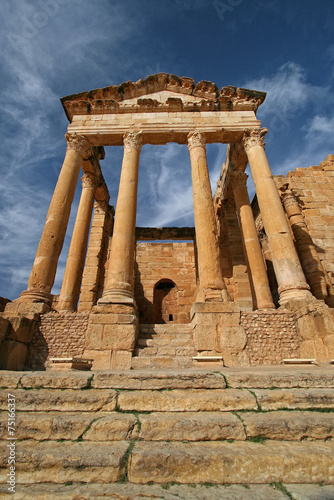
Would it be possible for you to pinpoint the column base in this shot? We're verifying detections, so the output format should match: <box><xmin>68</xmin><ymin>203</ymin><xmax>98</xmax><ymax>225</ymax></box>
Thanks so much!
<box><xmin>190</xmin><ymin>301</ymin><xmax>250</xmax><ymax>367</ymax></box>
<box><xmin>84</xmin><ymin>303</ymin><xmax>139</xmax><ymax>370</ymax></box>
<box><xmin>278</xmin><ymin>283</ymin><xmax>313</xmax><ymax>306</ymax></box>
<box><xmin>17</xmin><ymin>289</ymin><xmax>52</xmax><ymax>307</ymax></box>
<box><xmin>98</xmin><ymin>286</ymin><xmax>135</xmax><ymax>305</ymax></box>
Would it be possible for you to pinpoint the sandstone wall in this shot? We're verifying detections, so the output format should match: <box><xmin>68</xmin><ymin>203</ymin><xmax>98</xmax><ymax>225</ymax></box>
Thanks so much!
<box><xmin>280</xmin><ymin>155</ymin><xmax>334</xmax><ymax>286</ymax></box>
<box><xmin>28</xmin><ymin>312</ymin><xmax>89</xmax><ymax>369</ymax></box>
<box><xmin>134</xmin><ymin>242</ymin><xmax>197</xmax><ymax>324</ymax></box>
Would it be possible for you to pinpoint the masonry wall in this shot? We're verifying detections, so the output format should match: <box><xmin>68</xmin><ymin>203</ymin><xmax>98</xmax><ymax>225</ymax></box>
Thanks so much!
<box><xmin>134</xmin><ymin>242</ymin><xmax>197</xmax><ymax>324</ymax></box>
<box><xmin>241</xmin><ymin>310</ymin><xmax>299</xmax><ymax>365</ymax></box>
<box><xmin>282</xmin><ymin>155</ymin><xmax>334</xmax><ymax>287</ymax></box>
<box><xmin>28</xmin><ymin>312</ymin><xmax>89</xmax><ymax>369</ymax></box>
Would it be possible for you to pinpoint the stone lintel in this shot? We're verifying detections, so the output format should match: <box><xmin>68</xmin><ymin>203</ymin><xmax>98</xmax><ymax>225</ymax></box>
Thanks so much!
<box><xmin>67</xmin><ymin>112</ymin><xmax>261</xmax><ymax>146</ymax></box>
<box><xmin>190</xmin><ymin>301</ymin><xmax>240</xmax><ymax>318</ymax></box>
<box><xmin>135</xmin><ymin>227</ymin><xmax>195</xmax><ymax>241</ymax></box>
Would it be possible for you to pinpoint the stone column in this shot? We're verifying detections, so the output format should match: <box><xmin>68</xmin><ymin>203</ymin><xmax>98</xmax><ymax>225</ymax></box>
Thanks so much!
<box><xmin>187</xmin><ymin>131</ymin><xmax>228</xmax><ymax>302</ymax></box>
<box><xmin>99</xmin><ymin>131</ymin><xmax>142</xmax><ymax>304</ymax></box>
<box><xmin>58</xmin><ymin>172</ymin><xmax>98</xmax><ymax>312</ymax></box>
<box><xmin>20</xmin><ymin>133</ymin><xmax>92</xmax><ymax>305</ymax></box>
<box><xmin>231</xmin><ymin>170</ymin><xmax>275</xmax><ymax>310</ymax></box>
<box><xmin>243</xmin><ymin>128</ymin><xmax>311</xmax><ymax>305</ymax></box>
<box><xmin>281</xmin><ymin>188</ymin><xmax>334</xmax><ymax>307</ymax></box>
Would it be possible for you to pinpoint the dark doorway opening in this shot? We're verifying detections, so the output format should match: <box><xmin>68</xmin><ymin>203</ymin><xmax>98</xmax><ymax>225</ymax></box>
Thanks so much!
<box><xmin>153</xmin><ymin>279</ymin><xmax>178</xmax><ymax>324</ymax></box>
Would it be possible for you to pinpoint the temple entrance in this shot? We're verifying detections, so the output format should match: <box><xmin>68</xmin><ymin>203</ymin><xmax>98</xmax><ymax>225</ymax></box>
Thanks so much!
<box><xmin>153</xmin><ymin>279</ymin><xmax>178</xmax><ymax>324</ymax></box>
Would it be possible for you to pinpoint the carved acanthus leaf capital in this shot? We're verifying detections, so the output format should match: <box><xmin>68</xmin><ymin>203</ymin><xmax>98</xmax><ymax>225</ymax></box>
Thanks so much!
<box><xmin>81</xmin><ymin>172</ymin><xmax>98</xmax><ymax>190</ymax></box>
<box><xmin>187</xmin><ymin>131</ymin><xmax>206</xmax><ymax>151</ymax></box>
<box><xmin>123</xmin><ymin>131</ymin><xmax>143</xmax><ymax>151</ymax></box>
<box><xmin>231</xmin><ymin>169</ymin><xmax>248</xmax><ymax>188</ymax></box>
<box><xmin>65</xmin><ymin>133</ymin><xmax>92</xmax><ymax>158</ymax></box>
<box><xmin>94</xmin><ymin>199</ymin><xmax>108</xmax><ymax>214</ymax></box>
<box><xmin>243</xmin><ymin>128</ymin><xmax>268</xmax><ymax>152</ymax></box>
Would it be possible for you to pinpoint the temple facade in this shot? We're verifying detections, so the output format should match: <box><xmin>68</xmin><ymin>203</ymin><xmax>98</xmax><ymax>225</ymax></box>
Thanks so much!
<box><xmin>1</xmin><ymin>74</ymin><xmax>333</xmax><ymax>370</ymax></box>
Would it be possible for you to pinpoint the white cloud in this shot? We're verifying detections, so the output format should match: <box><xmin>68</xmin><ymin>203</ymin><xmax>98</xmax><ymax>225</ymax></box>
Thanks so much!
<box><xmin>306</xmin><ymin>115</ymin><xmax>334</xmax><ymax>137</ymax></box>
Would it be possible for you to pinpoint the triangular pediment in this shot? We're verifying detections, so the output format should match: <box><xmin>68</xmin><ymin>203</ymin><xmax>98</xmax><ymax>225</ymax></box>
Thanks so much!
<box><xmin>61</xmin><ymin>73</ymin><xmax>266</xmax><ymax>121</ymax></box>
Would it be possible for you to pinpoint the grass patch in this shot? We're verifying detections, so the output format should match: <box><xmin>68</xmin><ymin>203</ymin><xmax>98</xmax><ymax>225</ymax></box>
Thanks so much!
<box><xmin>118</xmin><ymin>440</ymin><xmax>135</xmax><ymax>483</ymax></box>
<box><xmin>248</xmin><ymin>389</ymin><xmax>262</xmax><ymax>412</ymax></box>
<box><xmin>247</xmin><ymin>435</ymin><xmax>267</xmax><ymax>444</ymax></box>
<box><xmin>270</xmin><ymin>482</ymin><xmax>293</xmax><ymax>499</ymax></box>
<box><xmin>64</xmin><ymin>481</ymin><xmax>73</xmax><ymax>486</ymax></box>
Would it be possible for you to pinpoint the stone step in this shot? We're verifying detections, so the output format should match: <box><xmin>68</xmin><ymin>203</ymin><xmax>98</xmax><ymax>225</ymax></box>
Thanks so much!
<box><xmin>3</xmin><ymin>410</ymin><xmax>333</xmax><ymax>443</ymax></box>
<box><xmin>137</xmin><ymin>336</ymin><xmax>194</xmax><ymax>347</ymax></box>
<box><xmin>4</xmin><ymin>482</ymin><xmax>334</xmax><ymax>499</ymax></box>
<box><xmin>131</xmin><ymin>356</ymin><xmax>195</xmax><ymax>370</ymax></box>
<box><xmin>133</xmin><ymin>346</ymin><xmax>197</xmax><ymax>357</ymax></box>
<box><xmin>128</xmin><ymin>441</ymin><xmax>334</xmax><ymax>484</ymax></box>
<box><xmin>2</xmin><ymin>367</ymin><xmax>334</xmax><ymax>389</ymax></box>
<box><xmin>139</xmin><ymin>324</ymin><xmax>192</xmax><ymax>334</ymax></box>
<box><xmin>1</xmin><ymin>440</ymin><xmax>333</xmax><ymax>485</ymax></box>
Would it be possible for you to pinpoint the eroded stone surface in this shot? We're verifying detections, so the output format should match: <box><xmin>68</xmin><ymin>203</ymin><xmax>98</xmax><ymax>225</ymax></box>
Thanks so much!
<box><xmin>139</xmin><ymin>412</ymin><xmax>246</xmax><ymax>441</ymax></box>
<box><xmin>0</xmin><ymin>389</ymin><xmax>116</xmax><ymax>412</ymax></box>
<box><xmin>118</xmin><ymin>389</ymin><xmax>257</xmax><ymax>412</ymax></box>
<box><xmin>128</xmin><ymin>441</ymin><xmax>334</xmax><ymax>484</ymax></box>
<box><xmin>241</xmin><ymin>410</ymin><xmax>334</xmax><ymax>440</ymax></box>
<box><xmin>254</xmin><ymin>388</ymin><xmax>334</xmax><ymax>410</ymax></box>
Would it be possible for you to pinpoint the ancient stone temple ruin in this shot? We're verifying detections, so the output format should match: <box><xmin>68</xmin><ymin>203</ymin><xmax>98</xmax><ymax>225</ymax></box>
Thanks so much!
<box><xmin>1</xmin><ymin>73</ymin><xmax>333</xmax><ymax>370</ymax></box>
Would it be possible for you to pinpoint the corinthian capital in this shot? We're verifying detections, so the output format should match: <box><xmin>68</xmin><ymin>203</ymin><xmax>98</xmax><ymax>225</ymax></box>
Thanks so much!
<box><xmin>81</xmin><ymin>172</ymin><xmax>98</xmax><ymax>190</ymax></box>
<box><xmin>187</xmin><ymin>131</ymin><xmax>206</xmax><ymax>151</ymax></box>
<box><xmin>123</xmin><ymin>131</ymin><xmax>143</xmax><ymax>151</ymax></box>
<box><xmin>65</xmin><ymin>133</ymin><xmax>92</xmax><ymax>158</ymax></box>
<box><xmin>231</xmin><ymin>169</ymin><xmax>248</xmax><ymax>188</ymax></box>
<box><xmin>243</xmin><ymin>128</ymin><xmax>268</xmax><ymax>152</ymax></box>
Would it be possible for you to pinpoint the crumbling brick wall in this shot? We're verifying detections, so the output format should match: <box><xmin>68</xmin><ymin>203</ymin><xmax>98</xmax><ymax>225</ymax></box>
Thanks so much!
<box><xmin>28</xmin><ymin>312</ymin><xmax>89</xmax><ymax>369</ymax></box>
<box><xmin>242</xmin><ymin>310</ymin><xmax>300</xmax><ymax>365</ymax></box>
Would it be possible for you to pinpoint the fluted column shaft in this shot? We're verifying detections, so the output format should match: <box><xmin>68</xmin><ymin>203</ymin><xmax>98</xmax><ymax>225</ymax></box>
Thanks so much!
<box><xmin>58</xmin><ymin>172</ymin><xmax>97</xmax><ymax>311</ymax></box>
<box><xmin>231</xmin><ymin>170</ymin><xmax>275</xmax><ymax>309</ymax></box>
<box><xmin>99</xmin><ymin>132</ymin><xmax>142</xmax><ymax>304</ymax></box>
<box><xmin>21</xmin><ymin>134</ymin><xmax>92</xmax><ymax>303</ymax></box>
<box><xmin>244</xmin><ymin>128</ymin><xmax>311</xmax><ymax>305</ymax></box>
<box><xmin>281</xmin><ymin>188</ymin><xmax>334</xmax><ymax>307</ymax></box>
<box><xmin>187</xmin><ymin>131</ymin><xmax>227</xmax><ymax>301</ymax></box>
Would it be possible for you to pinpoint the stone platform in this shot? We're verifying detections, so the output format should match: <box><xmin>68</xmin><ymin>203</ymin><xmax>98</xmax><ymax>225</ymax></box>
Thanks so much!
<box><xmin>0</xmin><ymin>366</ymin><xmax>333</xmax><ymax>498</ymax></box>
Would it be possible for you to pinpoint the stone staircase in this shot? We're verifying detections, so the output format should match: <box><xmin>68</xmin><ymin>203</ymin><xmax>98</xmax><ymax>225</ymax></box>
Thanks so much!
<box><xmin>132</xmin><ymin>323</ymin><xmax>197</xmax><ymax>369</ymax></box>
<box><xmin>1</xmin><ymin>367</ymin><xmax>334</xmax><ymax>499</ymax></box>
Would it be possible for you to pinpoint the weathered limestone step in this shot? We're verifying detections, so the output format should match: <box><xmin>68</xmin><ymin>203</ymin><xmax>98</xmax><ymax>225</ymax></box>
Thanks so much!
<box><xmin>139</xmin><ymin>412</ymin><xmax>246</xmax><ymax>441</ymax></box>
<box><xmin>133</xmin><ymin>346</ymin><xmax>197</xmax><ymax>357</ymax></box>
<box><xmin>131</xmin><ymin>356</ymin><xmax>194</xmax><ymax>370</ymax></box>
<box><xmin>128</xmin><ymin>441</ymin><xmax>334</xmax><ymax>484</ymax></box>
<box><xmin>139</xmin><ymin>324</ymin><xmax>193</xmax><ymax>334</ymax></box>
<box><xmin>253</xmin><ymin>388</ymin><xmax>334</xmax><ymax>410</ymax></box>
<box><xmin>0</xmin><ymin>482</ymin><xmax>309</xmax><ymax>499</ymax></box>
<box><xmin>0</xmin><ymin>389</ymin><xmax>116</xmax><ymax>412</ymax></box>
<box><xmin>240</xmin><ymin>411</ymin><xmax>334</xmax><ymax>441</ymax></box>
<box><xmin>91</xmin><ymin>370</ymin><xmax>227</xmax><ymax>389</ymax></box>
<box><xmin>0</xmin><ymin>440</ymin><xmax>128</xmax><ymax>484</ymax></box>
<box><xmin>0</xmin><ymin>412</ymin><xmax>138</xmax><ymax>441</ymax></box>
<box><xmin>118</xmin><ymin>389</ymin><xmax>257</xmax><ymax>412</ymax></box>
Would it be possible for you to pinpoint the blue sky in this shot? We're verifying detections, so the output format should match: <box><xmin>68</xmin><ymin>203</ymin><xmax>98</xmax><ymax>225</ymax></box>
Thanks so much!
<box><xmin>0</xmin><ymin>0</ymin><xmax>333</xmax><ymax>300</ymax></box>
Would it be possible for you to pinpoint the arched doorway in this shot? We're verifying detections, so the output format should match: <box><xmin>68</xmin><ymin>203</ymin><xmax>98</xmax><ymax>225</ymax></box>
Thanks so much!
<box><xmin>153</xmin><ymin>279</ymin><xmax>178</xmax><ymax>324</ymax></box>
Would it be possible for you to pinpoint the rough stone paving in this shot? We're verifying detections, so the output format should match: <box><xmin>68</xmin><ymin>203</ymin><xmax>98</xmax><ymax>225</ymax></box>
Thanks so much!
<box><xmin>0</xmin><ymin>74</ymin><xmax>333</xmax><ymax>495</ymax></box>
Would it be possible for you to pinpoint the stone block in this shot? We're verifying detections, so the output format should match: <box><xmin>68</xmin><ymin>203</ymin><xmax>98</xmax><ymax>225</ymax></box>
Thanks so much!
<box><xmin>102</xmin><ymin>324</ymin><xmax>137</xmax><ymax>350</ymax></box>
<box><xmin>111</xmin><ymin>350</ymin><xmax>132</xmax><ymax>369</ymax></box>
<box><xmin>193</xmin><ymin>324</ymin><xmax>217</xmax><ymax>351</ymax></box>
<box><xmin>224</xmin><ymin>368</ymin><xmax>334</xmax><ymax>388</ymax></box>
<box><xmin>91</xmin><ymin>371</ymin><xmax>227</xmax><ymax>390</ymax></box>
<box><xmin>0</xmin><ymin>315</ymin><xmax>10</xmax><ymax>343</ymax></box>
<box><xmin>0</xmin><ymin>440</ymin><xmax>128</xmax><ymax>484</ymax></box>
<box><xmin>139</xmin><ymin>412</ymin><xmax>246</xmax><ymax>441</ymax></box>
<box><xmin>0</xmin><ymin>389</ymin><xmax>117</xmax><ymax>412</ymax></box>
<box><xmin>254</xmin><ymin>388</ymin><xmax>334</xmax><ymax>411</ymax></box>
<box><xmin>5</xmin><ymin>315</ymin><xmax>36</xmax><ymax>344</ymax></box>
<box><xmin>83</xmin><ymin>349</ymin><xmax>112</xmax><ymax>370</ymax></box>
<box><xmin>242</xmin><ymin>410</ymin><xmax>334</xmax><ymax>441</ymax></box>
<box><xmin>118</xmin><ymin>389</ymin><xmax>257</xmax><ymax>412</ymax></box>
<box><xmin>83</xmin><ymin>413</ymin><xmax>138</xmax><ymax>441</ymax></box>
<box><xmin>219</xmin><ymin>325</ymin><xmax>247</xmax><ymax>354</ymax></box>
<box><xmin>20</xmin><ymin>371</ymin><xmax>92</xmax><ymax>389</ymax></box>
<box><xmin>0</xmin><ymin>340</ymin><xmax>28</xmax><ymax>370</ymax></box>
<box><xmin>128</xmin><ymin>441</ymin><xmax>334</xmax><ymax>484</ymax></box>
<box><xmin>85</xmin><ymin>323</ymin><xmax>103</xmax><ymax>348</ymax></box>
